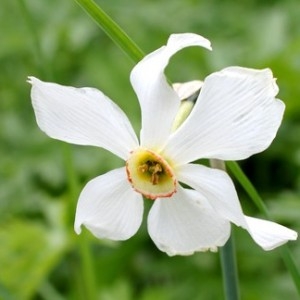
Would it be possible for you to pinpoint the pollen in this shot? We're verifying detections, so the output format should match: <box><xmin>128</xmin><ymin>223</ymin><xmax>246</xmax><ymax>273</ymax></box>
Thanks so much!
<box><xmin>126</xmin><ymin>149</ymin><xmax>176</xmax><ymax>200</ymax></box>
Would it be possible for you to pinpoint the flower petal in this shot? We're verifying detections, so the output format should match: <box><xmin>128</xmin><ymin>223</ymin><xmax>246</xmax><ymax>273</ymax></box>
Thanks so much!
<box><xmin>244</xmin><ymin>216</ymin><xmax>298</xmax><ymax>250</ymax></box>
<box><xmin>75</xmin><ymin>167</ymin><xmax>143</xmax><ymax>241</ymax></box>
<box><xmin>28</xmin><ymin>77</ymin><xmax>139</xmax><ymax>160</ymax></box>
<box><xmin>177</xmin><ymin>163</ymin><xmax>245</xmax><ymax>227</ymax></box>
<box><xmin>172</xmin><ymin>80</ymin><xmax>203</xmax><ymax>101</ymax></box>
<box><xmin>178</xmin><ymin>163</ymin><xmax>297</xmax><ymax>250</ymax></box>
<box><xmin>148</xmin><ymin>187</ymin><xmax>231</xmax><ymax>256</ymax></box>
<box><xmin>130</xmin><ymin>33</ymin><xmax>211</xmax><ymax>149</ymax></box>
<box><xmin>164</xmin><ymin>67</ymin><xmax>285</xmax><ymax>164</ymax></box>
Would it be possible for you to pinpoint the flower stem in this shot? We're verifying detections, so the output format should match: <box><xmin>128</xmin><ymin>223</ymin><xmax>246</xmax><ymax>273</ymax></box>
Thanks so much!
<box><xmin>210</xmin><ymin>159</ymin><xmax>240</xmax><ymax>300</ymax></box>
<box><xmin>74</xmin><ymin>0</ymin><xmax>144</xmax><ymax>62</ymax></box>
<box><xmin>226</xmin><ymin>161</ymin><xmax>269</xmax><ymax>217</ymax></box>
<box><xmin>226</xmin><ymin>161</ymin><xmax>300</xmax><ymax>296</ymax></box>
<box><xmin>280</xmin><ymin>245</ymin><xmax>300</xmax><ymax>294</ymax></box>
<box><xmin>220</xmin><ymin>235</ymin><xmax>240</xmax><ymax>300</ymax></box>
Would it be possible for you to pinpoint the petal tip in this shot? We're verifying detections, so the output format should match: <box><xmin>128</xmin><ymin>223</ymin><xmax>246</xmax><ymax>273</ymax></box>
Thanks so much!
<box><xmin>168</xmin><ymin>33</ymin><xmax>212</xmax><ymax>52</ymax></box>
<box><xmin>245</xmin><ymin>216</ymin><xmax>298</xmax><ymax>251</ymax></box>
<box><xmin>27</xmin><ymin>76</ymin><xmax>40</xmax><ymax>86</ymax></box>
<box><xmin>27</xmin><ymin>76</ymin><xmax>34</xmax><ymax>84</ymax></box>
<box><xmin>74</xmin><ymin>221</ymin><xmax>83</xmax><ymax>235</ymax></box>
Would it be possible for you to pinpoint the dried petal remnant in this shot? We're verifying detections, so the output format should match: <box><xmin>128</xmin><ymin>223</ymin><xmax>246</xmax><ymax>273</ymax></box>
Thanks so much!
<box><xmin>126</xmin><ymin>149</ymin><xmax>176</xmax><ymax>199</ymax></box>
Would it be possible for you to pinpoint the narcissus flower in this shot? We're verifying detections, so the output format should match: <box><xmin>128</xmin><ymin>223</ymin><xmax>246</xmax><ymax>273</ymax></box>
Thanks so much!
<box><xmin>28</xmin><ymin>33</ymin><xmax>297</xmax><ymax>255</ymax></box>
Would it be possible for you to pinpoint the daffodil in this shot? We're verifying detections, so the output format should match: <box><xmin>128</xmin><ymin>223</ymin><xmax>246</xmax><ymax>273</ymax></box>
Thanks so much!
<box><xmin>28</xmin><ymin>33</ymin><xmax>297</xmax><ymax>255</ymax></box>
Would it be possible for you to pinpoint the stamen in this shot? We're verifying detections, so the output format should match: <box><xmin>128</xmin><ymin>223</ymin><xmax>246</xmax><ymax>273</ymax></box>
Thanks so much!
<box><xmin>138</xmin><ymin>161</ymin><xmax>163</xmax><ymax>185</ymax></box>
<box><xmin>151</xmin><ymin>173</ymin><xmax>159</xmax><ymax>185</ymax></box>
<box><xmin>138</xmin><ymin>163</ymin><xmax>149</xmax><ymax>173</ymax></box>
<box><xmin>149</xmin><ymin>163</ymin><xmax>162</xmax><ymax>185</ymax></box>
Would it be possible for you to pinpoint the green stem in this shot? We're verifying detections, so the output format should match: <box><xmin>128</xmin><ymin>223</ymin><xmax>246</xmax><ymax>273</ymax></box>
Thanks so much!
<box><xmin>226</xmin><ymin>161</ymin><xmax>269</xmax><ymax>218</ymax></box>
<box><xmin>220</xmin><ymin>235</ymin><xmax>240</xmax><ymax>300</ymax></box>
<box><xmin>63</xmin><ymin>144</ymin><xmax>97</xmax><ymax>300</ymax></box>
<box><xmin>78</xmin><ymin>231</ymin><xmax>98</xmax><ymax>299</ymax></box>
<box><xmin>74</xmin><ymin>0</ymin><xmax>144</xmax><ymax>62</ymax></box>
<box><xmin>227</xmin><ymin>161</ymin><xmax>300</xmax><ymax>295</ymax></box>
<box><xmin>210</xmin><ymin>160</ymin><xmax>240</xmax><ymax>300</ymax></box>
<box><xmin>280</xmin><ymin>245</ymin><xmax>300</xmax><ymax>294</ymax></box>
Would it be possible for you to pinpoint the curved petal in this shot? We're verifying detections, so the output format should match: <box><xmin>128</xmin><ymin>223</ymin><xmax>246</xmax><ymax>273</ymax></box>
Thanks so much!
<box><xmin>75</xmin><ymin>167</ymin><xmax>143</xmax><ymax>241</ymax></box>
<box><xmin>164</xmin><ymin>67</ymin><xmax>285</xmax><ymax>164</ymax></box>
<box><xmin>177</xmin><ymin>163</ymin><xmax>246</xmax><ymax>227</ymax></box>
<box><xmin>130</xmin><ymin>33</ymin><xmax>211</xmax><ymax>149</ymax></box>
<box><xmin>172</xmin><ymin>80</ymin><xmax>203</xmax><ymax>101</ymax></box>
<box><xmin>148</xmin><ymin>187</ymin><xmax>230</xmax><ymax>256</ymax></box>
<box><xmin>244</xmin><ymin>216</ymin><xmax>297</xmax><ymax>250</ymax></box>
<box><xmin>178</xmin><ymin>163</ymin><xmax>297</xmax><ymax>250</ymax></box>
<box><xmin>28</xmin><ymin>77</ymin><xmax>139</xmax><ymax>160</ymax></box>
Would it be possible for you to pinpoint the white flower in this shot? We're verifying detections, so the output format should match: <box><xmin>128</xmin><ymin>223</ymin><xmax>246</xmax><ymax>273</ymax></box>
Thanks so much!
<box><xmin>28</xmin><ymin>33</ymin><xmax>297</xmax><ymax>256</ymax></box>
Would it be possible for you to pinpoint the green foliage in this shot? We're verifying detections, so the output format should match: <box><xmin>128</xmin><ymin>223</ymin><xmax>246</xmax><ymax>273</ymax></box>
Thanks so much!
<box><xmin>1</xmin><ymin>0</ymin><xmax>300</xmax><ymax>299</ymax></box>
<box><xmin>0</xmin><ymin>212</ymin><xmax>69</xmax><ymax>299</ymax></box>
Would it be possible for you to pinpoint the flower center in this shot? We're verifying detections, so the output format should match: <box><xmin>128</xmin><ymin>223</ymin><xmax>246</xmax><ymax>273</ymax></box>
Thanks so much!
<box><xmin>126</xmin><ymin>149</ymin><xmax>176</xmax><ymax>200</ymax></box>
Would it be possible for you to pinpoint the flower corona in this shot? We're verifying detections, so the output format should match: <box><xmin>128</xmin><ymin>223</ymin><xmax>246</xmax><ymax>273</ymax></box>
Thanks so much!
<box><xmin>126</xmin><ymin>149</ymin><xmax>176</xmax><ymax>199</ymax></box>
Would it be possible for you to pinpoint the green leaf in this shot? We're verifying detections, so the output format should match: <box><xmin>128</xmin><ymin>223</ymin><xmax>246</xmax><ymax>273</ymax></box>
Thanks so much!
<box><xmin>74</xmin><ymin>0</ymin><xmax>144</xmax><ymax>63</ymax></box>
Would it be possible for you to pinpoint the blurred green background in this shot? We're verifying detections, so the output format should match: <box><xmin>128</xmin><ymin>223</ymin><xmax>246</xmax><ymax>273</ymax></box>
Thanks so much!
<box><xmin>1</xmin><ymin>0</ymin><xmax>300</xmax><ymax>299</ymax></box>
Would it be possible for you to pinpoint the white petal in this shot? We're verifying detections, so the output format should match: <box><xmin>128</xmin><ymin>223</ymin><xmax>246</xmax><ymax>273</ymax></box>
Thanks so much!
<box><xmin>148</xmin><ymin>187</ymin><xmax>231</xmax><ymax>256</ymax></box>
<box><xmin>164</xmin><ymin>67</ymin><xmax>285</xmax><ymax>164</ymax></box>
<box><xmin>178</xmin><ymin>164</ymin><xmax>297</xmax><ymax>250</ymax></box>
<box><xmin>75</xmin><ymin>167</ymin><xmax>143</xmax><ymax>241</ymax></box>
<box><xmin>130</xmin><ymin>33</ymin><xmax>211</xmax><ymax>149</ymax></box>
<box><xmin>244</xmin><ymin>216</ymin><xmax>298</xmax><ymax>250</ymax></box>
<box><xmin>28</xmin><ymin>77</ymin><xmax>139</xmax><ymax>160</ymax></box>
<box><xmin>172</xmin><ymin>80</ymin><xmax>203</xmax><ymax>100</ymax></box>
<box><xmin>177</xmin><ymin>163</ymin><xmax>246</xmax><ymax>227</ymax></box>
